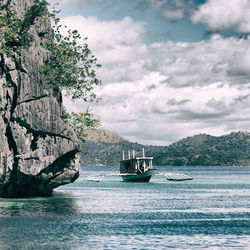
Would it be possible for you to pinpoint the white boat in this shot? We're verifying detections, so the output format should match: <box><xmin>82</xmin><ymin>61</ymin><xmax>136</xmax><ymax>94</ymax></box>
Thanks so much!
<box><xmin>120</xmin><ymin>149</ymin><xmax>157</xmax><ymax>182</ymax></box>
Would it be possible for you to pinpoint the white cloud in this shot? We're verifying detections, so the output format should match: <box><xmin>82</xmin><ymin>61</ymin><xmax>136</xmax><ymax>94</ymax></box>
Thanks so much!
<box><xmin>61</xmin><ymin>15</ymin><xmax>148</xmax><ymax>83</ymax></box>
<box><xmin>191</xmin><ymin>0</ymin><xmax>250</xmax><ymax>33</ymax></box>
<box><xmin>147</xmin><ymin>34</ymin><xmax>250</xmax><ymax>87</ymax></box>
<box><xmin>60</xmin><ymin>15</ymin><xmax>250</xmax><ymax>145</ymax></box>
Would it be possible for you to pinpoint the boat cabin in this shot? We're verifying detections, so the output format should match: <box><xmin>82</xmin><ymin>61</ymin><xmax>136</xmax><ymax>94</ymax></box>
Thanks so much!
<box><xmin>120</xmin><ymin>156</ymin><xmax>153</xmax><ymax>174</ymax></box>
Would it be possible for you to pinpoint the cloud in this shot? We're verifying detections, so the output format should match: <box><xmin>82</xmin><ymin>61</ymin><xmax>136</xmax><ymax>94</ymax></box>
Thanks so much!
<box><xmin>60</xmin><ymin>14</ymin><xmax>250</xmax><ymax>145</ymax></box>
<box><xmin>60</xmin><ymin>15</ymin><xmax>148</xmax><ymax>83</ymax></box>
<box><xmin>60</xmin><ymin>15</ymin><xmax>250</xmax><ymax>88</ymax></box>
<box><xmin>191</xmin><ymin>0</ymin><xmax>250</xmax><ymax>33</ymax></box>
<box><xmin>147</xmin><ymin>34</ymin><xmax>250</xmax><ymax>89</ymax></box>
<box><xmin>167</xmin><ymin>98</ymin><xmax>191</xmax><ymax>106</ymax></box>
<box><xmin>229</xmin><ymin>49</ymin><xmax>250</xmax><ymax>77</ymax></box>
<box><xmin>148</xmin><ymin>0</ymin><xmax>195</xmax><ymax>21</ymax></box>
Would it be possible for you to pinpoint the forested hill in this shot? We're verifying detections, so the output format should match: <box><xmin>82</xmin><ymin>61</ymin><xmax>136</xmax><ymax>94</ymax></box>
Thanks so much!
<box><xmin>154</xmin><ymin>132</ymin><xmax>250</xmax><ymax>166</ymax></box>
<box><xmin>82</xmin><ymin>129</ymin><xmax>250</xmax><ymax>166</ymax></box>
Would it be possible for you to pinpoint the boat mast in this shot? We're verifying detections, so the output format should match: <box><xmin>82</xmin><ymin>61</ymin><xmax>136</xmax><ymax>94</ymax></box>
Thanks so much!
<box><xmin>142</xmin><ymin>148</ymin><xmax>145</xmax><ymax>171</ymax></box>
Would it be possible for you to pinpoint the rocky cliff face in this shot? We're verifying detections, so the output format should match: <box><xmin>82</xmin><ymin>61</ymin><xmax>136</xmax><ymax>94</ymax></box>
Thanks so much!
<box><xmin>0</xmin><ymin>0</ymin><xmax>81</xmax><ymax>197</ymax></box>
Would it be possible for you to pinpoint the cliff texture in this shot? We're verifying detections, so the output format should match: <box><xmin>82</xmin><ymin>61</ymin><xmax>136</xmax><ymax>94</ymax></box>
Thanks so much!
<box><xmin>0</xmin><ymin>0</ymin><xmax>81</xmax><ymax>197</ymax></box>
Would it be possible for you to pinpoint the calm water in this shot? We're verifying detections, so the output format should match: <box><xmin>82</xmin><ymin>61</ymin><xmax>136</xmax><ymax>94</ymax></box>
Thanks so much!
<box><xmin>0</xmin><ymin>166</ymin><xmax>250</xmax><ymax>249</ymax></box>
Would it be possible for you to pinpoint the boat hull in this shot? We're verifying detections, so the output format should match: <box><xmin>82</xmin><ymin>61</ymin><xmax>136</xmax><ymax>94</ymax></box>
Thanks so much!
<box><xmin>121</xmin><ymin>169</ymin><xmax>157</xmax><ymax>182</ymax></box>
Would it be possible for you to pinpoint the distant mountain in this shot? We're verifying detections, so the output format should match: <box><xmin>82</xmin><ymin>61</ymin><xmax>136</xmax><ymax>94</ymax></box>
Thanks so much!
<box><xmin>81</xmin><ymin>129</ymin><xmax>250</xmax><ymax>166</ymax></box>
<box><xmin>84</xmin><ymin>128</ymin><xmax>124</xmax><ymax>143</ymax></box>
<box><xmin>153</xmin><ymin>132</ymin><xmax>250</xmax><ymax>166</ymax></box>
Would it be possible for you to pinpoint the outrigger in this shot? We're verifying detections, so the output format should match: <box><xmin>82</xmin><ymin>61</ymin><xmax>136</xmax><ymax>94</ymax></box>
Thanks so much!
<box><xmin>83</xmin><ymin>148</ymin><xmax>193</xmax><ymax>182</ymax></box>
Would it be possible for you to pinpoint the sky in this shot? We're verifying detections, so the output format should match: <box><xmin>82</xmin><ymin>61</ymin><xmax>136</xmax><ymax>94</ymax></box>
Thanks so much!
<box><xmin>48</xmin><ymin>0</ymin><xmax>250</xmax><ymax>145</ymax></box>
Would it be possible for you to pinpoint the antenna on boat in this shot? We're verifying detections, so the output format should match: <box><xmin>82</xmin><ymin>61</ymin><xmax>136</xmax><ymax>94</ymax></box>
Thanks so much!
<box><xmin>132</xmin><ymin>150</ymin><xmax>135</xmax><ymax>158</ymax></box>
<box><xmin>122</xmin><ymin>151</ymin><xmax>125</xmax><ymax>160</ymax></box>
<box><xmin>142</xmin><ymin>147</ymin><xmax>145</xmax><ymax>157</ymax></box>
<box><xmin>128</xmin><ymin>150</ymin><xmax>130</xmax><ymax>159</ymax></box>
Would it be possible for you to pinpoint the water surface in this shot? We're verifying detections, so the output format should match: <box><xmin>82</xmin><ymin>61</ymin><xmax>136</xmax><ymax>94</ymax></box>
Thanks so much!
<box><xmin>0</xmin><ymin>166</ymin><xmax>249</xmax><ymax>249</ymax></box>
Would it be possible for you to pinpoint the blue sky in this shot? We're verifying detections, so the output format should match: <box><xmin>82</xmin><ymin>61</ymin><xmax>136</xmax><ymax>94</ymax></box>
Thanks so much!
<box><xmin>48</xmin><ymin>0</ymin><xmax>250</xmax><ymax>145</ymax></box>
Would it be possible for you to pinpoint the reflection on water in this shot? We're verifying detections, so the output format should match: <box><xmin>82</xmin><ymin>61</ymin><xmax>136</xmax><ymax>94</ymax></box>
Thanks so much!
<box><xmin>0</xmin><ymin>192</ymin><xmax>78</xmax><ymax>217</ymax></box>
<box><xmin>0</xmin><ymin>192</ymin><xmax>87</xmax><ymax>249</ymax></box>
<box><xmin>0</xmin><ymin>166</ymin><xmax>249</xmax><ymax>249</ymax></box>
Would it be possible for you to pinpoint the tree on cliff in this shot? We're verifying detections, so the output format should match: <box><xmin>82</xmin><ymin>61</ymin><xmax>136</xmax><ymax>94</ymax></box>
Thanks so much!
<box><xmin>41</xmin><ymin>4</ymin><xmax>102</xmax><ymax>141</ymax></box>
<box><xmin>61</xmin><ymin>107</ymin><xmax>100</xmax><ymax>142</ymax></box>
<box><xmin>0</xmin><ymin>0</ymin><xmax>47</xmax><ymax>57</ymax></box>
<box><xmin>0</xmin><ymin>0</ymin><xmax>101</xmax><ymax>142</ymax></box>
<box><xmin>41</xmin><ymin>7</ymin><xmax>102</xmax><ymax>102</ymax></box>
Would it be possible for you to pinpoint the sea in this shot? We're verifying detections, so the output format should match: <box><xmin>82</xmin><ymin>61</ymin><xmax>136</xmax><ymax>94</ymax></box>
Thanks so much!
<box><xmin>0</xmin><ymin>166</ymin><xmax>249</xmax><ymax>249</ymax></box>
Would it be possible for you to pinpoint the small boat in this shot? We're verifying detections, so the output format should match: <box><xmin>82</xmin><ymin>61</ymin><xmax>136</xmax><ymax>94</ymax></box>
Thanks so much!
<box><xmin>120</xmin><ymin>148</ymin><xmax>157</xmax><ymax>182</ymax></box>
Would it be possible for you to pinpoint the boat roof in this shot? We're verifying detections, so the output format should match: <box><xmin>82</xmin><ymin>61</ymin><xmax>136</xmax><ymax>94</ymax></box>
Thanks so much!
<box><xmin>120</xmin><ymin>157</ymin><xmax>153</xmax><ymax>162</ymax></box>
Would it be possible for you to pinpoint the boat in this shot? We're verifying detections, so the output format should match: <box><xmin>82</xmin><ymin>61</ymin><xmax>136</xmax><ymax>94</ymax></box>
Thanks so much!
<box><xmin>120</xmin><ymin>148</ymin><xmax>157</xmax><ymax>182</ymax></box>
<box><xmin>83</xmin><ymin>148</ymin><xmax>193</xmax><ymax>182</ymax></box>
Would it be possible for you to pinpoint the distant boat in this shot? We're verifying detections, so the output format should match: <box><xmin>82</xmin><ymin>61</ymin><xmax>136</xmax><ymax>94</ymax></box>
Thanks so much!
<box><xmin>83</xmin><ymin>148</ymin><xmax>193</xmax><ymax>182</ymax></box>
<box><xmin>120</xmin><ymin>148</ymin><xmax>157</xmax><ymax>182</ymax></box>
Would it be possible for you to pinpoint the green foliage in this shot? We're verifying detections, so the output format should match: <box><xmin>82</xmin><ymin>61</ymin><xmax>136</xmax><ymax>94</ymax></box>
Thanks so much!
<box><xmin>40</xmin><ymin>10</ymin><xmax>102</xmax><ymax>102</ymax></box>
<box><xmin>62</xmin><ymin>108</ymin><xmax>100</xmax><ymax>143</ymax></box>
<box><xmin>0</xmin><ymin>0</ymin><xmax>47</xmax><ymax>58</ymax></box>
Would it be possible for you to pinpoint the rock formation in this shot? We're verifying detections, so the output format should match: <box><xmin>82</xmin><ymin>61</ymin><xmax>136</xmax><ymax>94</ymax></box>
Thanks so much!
<box><xmin>0</xmin><ymin>0</ymin><xmax>81</xmax><ymax>197</ymax></box>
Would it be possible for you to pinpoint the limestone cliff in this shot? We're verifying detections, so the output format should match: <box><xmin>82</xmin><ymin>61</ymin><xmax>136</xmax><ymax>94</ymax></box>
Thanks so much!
<box><xmin>0</xmin><ymin>0</ymin><xmax>81</xmax><ymax>197</ymax></box>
